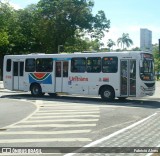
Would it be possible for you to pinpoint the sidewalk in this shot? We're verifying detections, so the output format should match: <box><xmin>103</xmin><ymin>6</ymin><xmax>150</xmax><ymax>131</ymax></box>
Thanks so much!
<box><xmin>151</xmin><ymin>81</ymin><xmax>160</xmax><ymax>98</ymax></box>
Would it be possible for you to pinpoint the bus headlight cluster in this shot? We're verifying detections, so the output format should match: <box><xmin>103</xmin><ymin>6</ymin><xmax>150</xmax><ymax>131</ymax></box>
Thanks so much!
<box><xmin>140</xmin><ymin>86</ymin><xmax>145</xmax><ymax>91</ymax></box>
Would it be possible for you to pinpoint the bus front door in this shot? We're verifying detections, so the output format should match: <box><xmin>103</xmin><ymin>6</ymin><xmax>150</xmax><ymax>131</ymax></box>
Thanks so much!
<box><xmin>13</xmin><ymin>61</ymin><xmax>24</xmax><ymax>90</ymax></box>
<box><xmin>55</xmin><ymin>61</ymin><xmax>68</xmax><ymax>92</ymax></box>
<box><xmin>120</xmin><ymin>60</ymin><xmax>136</xmax><ymax>96</ymax></box>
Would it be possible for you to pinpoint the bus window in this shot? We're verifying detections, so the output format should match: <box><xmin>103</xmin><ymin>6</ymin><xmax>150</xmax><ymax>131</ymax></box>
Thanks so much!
<box><xmin>63</xmin><ymin>62</ymin><xmax>68</xmax><ymax>77</ymax></box>
<box><xmin>87</xmin><ymin>57</ymin><xmax>101</xmax><ymax>73</ymax></box>
<box><xmin>13</xmin><ymin>62</ymin><xmax>18</xmax><ymax>76</ymax></box>
<box><xmin>71</xmin><ymin>57</ymin><xmax>86</xmax><ymax>73</ymax></box>
<box><xmin>25</xmin><ymin>58</ymin><xmax>35</xmax><ymax>72</ymax></box>
<box><xmin>56</xmin><ymin>62</ymin><xmax>61</xmax><ymax>77</ymax></box>
<box><xmin>36</xmin><ymin>58</ymin><xmax>53</xmax><ymax>72</ymax></box>
<box><xmin>20</xmin><ymin>62</ymin><xmax>24</xmax><ymax>76</ymax></box>
<box><xmin>102</xmin><ymin>57</ymin><xmax>118</xmax><ymax>73</ymax></box>
<box><xmin>6</xmin><ymin>59</ymin><xmax>11</xmax><ymax>72</ymax></box>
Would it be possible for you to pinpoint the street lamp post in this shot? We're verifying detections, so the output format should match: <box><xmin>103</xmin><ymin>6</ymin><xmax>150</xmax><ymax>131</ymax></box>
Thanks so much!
<box><xmin>58</xmin><ymin>45</ymin><xmax>63</xmax><ymax>54</ymax></box>
<box><xmin>158</xmin><ymin>39</ymin><xmax>160</xmax><ymax>80</ymax></box>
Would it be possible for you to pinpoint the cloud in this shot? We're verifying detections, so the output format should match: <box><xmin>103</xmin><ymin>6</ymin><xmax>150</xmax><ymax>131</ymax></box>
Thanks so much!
<box><xmin>10</xmin><ymin>2</ymin><xmax>22</xmax><ymax>10</ymax></box>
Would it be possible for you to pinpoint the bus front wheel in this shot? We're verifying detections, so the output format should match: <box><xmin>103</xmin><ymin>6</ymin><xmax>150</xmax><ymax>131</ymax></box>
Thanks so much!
<box><xmin>100</xmin><ymin>87</ymin><xmax>115</xmax><ymax>101</ymax></box>
<box><xmin>31</xmin><ymin>84</ymin><xmax>42</xmax><ymax>97</ymax></box>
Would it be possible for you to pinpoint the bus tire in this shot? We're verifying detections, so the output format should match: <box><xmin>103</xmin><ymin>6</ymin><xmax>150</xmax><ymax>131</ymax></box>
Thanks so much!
<box><xmin>100</xmin><ymin>87</ymin><xmax>115</xmax><ymax>101</ymax></box>
<box><xmin>30</xmin><ymin>83</ymin><xmax>42</xmax><ymax>97</ymax></box>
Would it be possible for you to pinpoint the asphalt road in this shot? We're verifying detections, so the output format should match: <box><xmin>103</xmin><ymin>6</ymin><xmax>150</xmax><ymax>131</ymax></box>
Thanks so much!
<box><xmin>0</xmin><ymin>82</ymin><xmax>160</xmax><ymax>156</ymax></box>
<box><xmin>0</xmin><ymin>99</ymin><xmax>36</xmax><ymax>128</ymax></box>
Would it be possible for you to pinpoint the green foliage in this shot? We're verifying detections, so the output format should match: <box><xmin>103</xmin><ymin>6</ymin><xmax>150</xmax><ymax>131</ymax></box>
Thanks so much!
<box><xmin>131</xmin><ymin>47</ymin><xmax>141</xmax><ymax>51</ymax></box>
<box><xmin>36</xmin><ymin>0</ymin><xmax>110</xmax><ymax>53</ymax></box>
<box><xmin>64</xmin><ymin>37</ymin><xmax>102</xmax><ymax>52</ymax></box>
<box><xmin>117</xmin><ymin>33</ymin><xmax>133</xmax><ymax>49</ymax></box>
<box><xmin>0</xmin><ymin>31</ymin><xmax>9</xmax><ymax>46</ymax></box>
<box><xmin>0</xmin><ymin>2</ymin><xmax>13</xmax><ymax>52</ymax></box>
<box><xmin>0</xmin><ymin>0</ymin><xmax>110</xmax><ymax>54</ymax></box>
<box><xmin>107</xmin><ymin>39</ymin><xmax>115</xmax><ymax>51</ymax></box>
<box><xmin>153</xmin><ymin>44</ymin><xmax>160</xmax><ymax>74</ymax></box>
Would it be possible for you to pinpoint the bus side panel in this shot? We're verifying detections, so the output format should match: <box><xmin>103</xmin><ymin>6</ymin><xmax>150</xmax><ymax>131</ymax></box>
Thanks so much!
<box><xmin>97</xmin><ymin>73</ymin><xmax>120</xmax><ymax>97</ymax></box>
<box><xmin>23</xmin><ymin>58</ymin><xmax>56</xmax><ymax>93</ymax></box>
<box><xmin>68</xmin><ymin>72</ymin><xmax>89</xmax><ymax>95</ymax></box>
<box><xmin>25</xmin><ymin>72</ymin><xmax>55</xmax><ymax>93</ymax></box>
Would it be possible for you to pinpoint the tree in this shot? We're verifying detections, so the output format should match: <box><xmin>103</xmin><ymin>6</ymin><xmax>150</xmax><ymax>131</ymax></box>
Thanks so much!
<box><xmin>153</xmin><ymin>44</ymin><xmax>160</xmax><ymax>80</ymax></box>
<box><xmin>0</xmin><ymin>0</ymin><xmax>110</xmax><ymax>54</ymax></box>
<box><xmin>35</xmin><ymin>0</ymin><xmax>110</xmax><ymax>53</ymax></box>
<box><xmin>107</xmin><ymin>39</ymin><xmax>115</xmax><ymax>51</ymax></box>
<box><xmin>12</xmin><ymin>5</ymin><xmax>39</xmax><ymax>54</ymax></box>
<box><xmin>0</xmin><ymin>31</ymin><xmax>9</xmax><ymax>47</ymax></box>
<box><xmin>64</xmin><ymin>36</ymin><xmax>102</xmax><ymax>52</ymax></box>
<box><xmin>117</xmin><ymin>33</ymin><xmax>133</xmax><ymax>49</ymax></box>
<box><xmin>131</xmin><ymin>47</ymin><xmax>141</xmax><ymax>51</ymax></box>
<box><xmin>0</xmin><ymin>1</ymin><xmax>12</xmax><ymax>52</ymax></box>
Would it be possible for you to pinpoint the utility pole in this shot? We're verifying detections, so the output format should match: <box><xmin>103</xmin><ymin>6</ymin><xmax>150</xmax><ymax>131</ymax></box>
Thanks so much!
<box><xmin>159</xmin><ymin>39</ymin><xmax>160</xmax><ymax>55</ymax></box>
<box><xmin>58</xmin><ymin>45</ymin><xmax>63</xmax><ymax>54</ymax></box>
<box><xmin>158</xmin><ymin>39</ymin><xmax>160</xmax><ymax>80</ymax></box>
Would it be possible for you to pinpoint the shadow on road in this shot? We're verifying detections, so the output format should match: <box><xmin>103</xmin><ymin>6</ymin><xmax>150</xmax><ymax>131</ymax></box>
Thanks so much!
<box><xmin>1</xmin><ymin>93</ymin><xmax>160</xmax><ymax>110</ymax></box>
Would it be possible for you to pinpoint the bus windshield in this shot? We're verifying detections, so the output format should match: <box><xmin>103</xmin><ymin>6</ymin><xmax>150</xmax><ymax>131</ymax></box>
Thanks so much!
<box><xmin>140</xmin><ymin>54</ymin><xmax>154</xmax><ymax>81</ymax></box>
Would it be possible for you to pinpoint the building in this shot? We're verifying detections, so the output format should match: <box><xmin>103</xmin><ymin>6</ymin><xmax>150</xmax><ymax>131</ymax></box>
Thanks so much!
<box><xmin>140</xmin><ymin>28</ymin><xmax>152</xmax><ymax>51</ymax></box>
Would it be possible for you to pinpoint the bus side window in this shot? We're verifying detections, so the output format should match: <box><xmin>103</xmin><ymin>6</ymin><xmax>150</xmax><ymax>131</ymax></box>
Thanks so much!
<box><xmin>25</xmin><ymin>59</ymin><xmax>35</xmax><ymax>72</ymax></box>
<box><xmin>63</xmin><ymin>62</ymin><xmax>68</xmax><ymax>77</ymax></box>
<box><xmin>71</xmin><ymin>58</ymin><xmax>86</xmax><ymax>73</ymax></box>
<box><xmin>6</xmin><ymin>59</ymin><xmax>11</xmax><ymax>72</ymax></box>
<box><xmin>56</xmin><ymin>62</ymin><xmax>61</xmax><ymax>77</ymax></box>
<box><xmin>102</xmin><ymin>57</ymin><xmax>118</xmax><ymax>73</ymax></box>
<box><xmin>87</xmin><ymin>57</ymin><xmax>101</xmax><ymax>73</ymax></box>
<box><xmin>36</xmin><ymin>58</ymin><xmax>53</xmax><ymax>72</ymax></box>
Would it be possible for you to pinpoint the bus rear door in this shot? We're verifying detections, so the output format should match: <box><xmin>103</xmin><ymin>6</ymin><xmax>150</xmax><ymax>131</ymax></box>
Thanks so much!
<box><xmin>55</xmin><ymin>61</ymin><xmax>68</xmax><ymax>93</ymax></box>
<box><xmin>13</xmin><ymin>61</ymin><xmax>24</xmax><ymax>90</ymax></box>
<box><xmin>120</xmin><ymin>60</ymin><xmax>136</xmax><ymax>97</ymax></box>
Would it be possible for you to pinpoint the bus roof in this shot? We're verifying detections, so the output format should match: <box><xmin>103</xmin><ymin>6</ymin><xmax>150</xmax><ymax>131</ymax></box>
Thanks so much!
<box><xmin>4</xmin><ymin>51</ymin><xmax>152</xmax><ymax>59</ymax></box>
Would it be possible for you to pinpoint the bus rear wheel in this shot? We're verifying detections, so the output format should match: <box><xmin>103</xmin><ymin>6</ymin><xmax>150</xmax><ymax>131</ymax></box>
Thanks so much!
<box><xmin>100</xmin><ymin>87</ymin><xmax>115</xmax><ymax>101</ymax></box>
<box><xmin>31</xmin><ymin>84</ymin><xmax>42</xmax><ymax>97</ymax></box>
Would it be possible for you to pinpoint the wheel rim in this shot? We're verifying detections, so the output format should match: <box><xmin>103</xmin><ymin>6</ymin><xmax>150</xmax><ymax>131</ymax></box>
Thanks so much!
<box><xmin>104</xmin><ymin>90</ymin><xmax>111</xmax><ymax>98</ymax></box>
<box><xmin>32</xmin><ymin>86</ymin><xmax>39</xmax><ymax>95</ymax></box>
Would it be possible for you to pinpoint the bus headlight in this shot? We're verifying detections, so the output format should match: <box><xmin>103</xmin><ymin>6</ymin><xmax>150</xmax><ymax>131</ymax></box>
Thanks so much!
<box><xmin>140</xmin><ymin>86</ymin><xmax>145</xmax><ymax>91</ymax></box>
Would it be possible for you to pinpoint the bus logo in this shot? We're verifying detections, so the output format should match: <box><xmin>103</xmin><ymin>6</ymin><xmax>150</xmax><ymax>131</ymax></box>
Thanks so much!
<box><xmin>69</xmin><ymin>76</ymin><xmax>88</xmax><ymax>82</ymax></box>
<box><xmin>29</xmin><ymin>73</ymin><xmax>52</xmax><ymax>84</ymax></box>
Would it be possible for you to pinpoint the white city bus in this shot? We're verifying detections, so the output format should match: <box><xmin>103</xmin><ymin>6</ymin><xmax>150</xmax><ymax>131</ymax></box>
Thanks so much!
<box><xmin>3</xmin><ymin>51</ymin><xmax>155</xmax><ymax>100</ymax></box>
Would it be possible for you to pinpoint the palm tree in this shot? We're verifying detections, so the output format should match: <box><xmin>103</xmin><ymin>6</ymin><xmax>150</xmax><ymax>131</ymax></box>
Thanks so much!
<box><xmin>117</xmin><ymin>33</ymin><xmax>133</xmax><ymax>49</ymax></box>
<box><xmin>107</xmin><ymin>39</ymin><xmax>115</xmax><ymax>51</ymax></box>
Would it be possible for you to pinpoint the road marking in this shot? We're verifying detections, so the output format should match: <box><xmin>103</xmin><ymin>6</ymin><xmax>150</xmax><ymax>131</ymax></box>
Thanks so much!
<box><xmin>38</xmin><ymin>109</ymin><xmax>99</xmax><ymax>112</ymax></box>
<box><xmin>34</xmin><ymin>112</ymin><xmax>99</xmax><ymax>115</ymax></box>
<box><xmin>64</xmin><ymin>113</ymin><xmax>157</xmax><ymax>156</ymax></box>
<box><xmin>10</xmin><ymin>124</ymin><xmax>96</xmax><ymax>128</ymax></box>
<box><xmin>0</xmin><ymin>138</ymin><xmax>91</xmax><ymax>143</ymax></box>
<box><xmin>2</xmin><ymin>100</ymin><xmax>39</xmax><ymax>129</ymax></box>
<box><xmin>39</xmin><ymin>105</ymin><xmax>100</xmax><ymax>108</ymax></box>
<box><xmin>22</xmin><ymin>119</ymin><xmax>99</xmax><ymax>123</ymax></box>
<box><xmin>30</xmin><ymin>115</ymin><xmax>99</xmax><ymax>119</ymax></box>
<box><xmin>0</xmin><ymin>130</ymin><xmax>91</xmax><ymax>135</ymax></box>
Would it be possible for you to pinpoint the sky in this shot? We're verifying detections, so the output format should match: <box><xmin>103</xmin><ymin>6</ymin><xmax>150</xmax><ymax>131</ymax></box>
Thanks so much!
<box><xmin>7</xmin><ymin>0</ymin><xmax>160</xmax><ymax>49</ymax></box>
